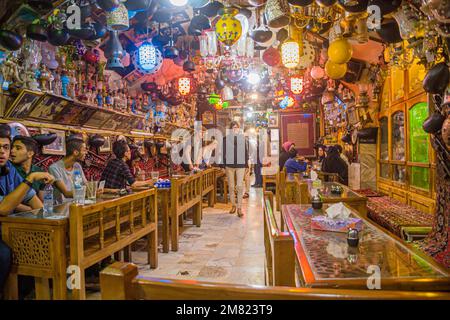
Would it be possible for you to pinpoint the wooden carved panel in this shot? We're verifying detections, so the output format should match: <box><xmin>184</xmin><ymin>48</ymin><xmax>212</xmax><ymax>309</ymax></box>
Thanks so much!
<box><xmin>9</xmin><ymin>229</ymin><xmax>52</xmax><ymax>268</ymax></box>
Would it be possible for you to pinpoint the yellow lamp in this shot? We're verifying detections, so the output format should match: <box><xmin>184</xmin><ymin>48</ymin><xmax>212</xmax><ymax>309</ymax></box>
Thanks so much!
<box><xmin>281</xmin><ymin>40</ymin><xmax>300</xmax><ymax>69</ymax></box>
<box><xmin>215</xmin><ymin>7</ymin><xmax>242</xmax><ymax>47</ymax></box>
<box><xmin>325</xmin><ymin>60</ymin><xmax>347</xmax><ymax>79</ymax></box>
<box><xmin>328</xmin><ymin>37</ymin><xmax>353</xmax><ymax>64</ymax></box>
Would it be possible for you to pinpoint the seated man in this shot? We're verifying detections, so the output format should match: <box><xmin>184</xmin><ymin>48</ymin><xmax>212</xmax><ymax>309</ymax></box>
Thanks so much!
<box><xmin>48</xmin><ymin>138</ymin><xmax>88</xmax><ymax>204</ymax></box>
<box><xmin>284</xmin><ymin>148</ymin><xmax>308</xmax><ymax>174</ymax></box>
<box><xmin>0</xmin><ymin>130</ymin><xmax>54</xmax><ymax>296</ymax></box>
<box><xmin>101</xmin><ymin>140</ymin><xmax>153</xmax><ymax>190</ymax></box>
<box><xmin>10</xmin><ymin>135</ymin><xmax>71</xmax><ymax>201</ymax></box>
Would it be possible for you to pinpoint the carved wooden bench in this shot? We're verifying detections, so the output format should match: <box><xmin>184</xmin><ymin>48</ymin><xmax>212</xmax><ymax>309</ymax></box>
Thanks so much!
<box><xmin>99</xmin><ymin>262</ymin><xmax>450</xmax><ymax>300</ymax></box>
<box><xmin>201</xmin><ymin>168</ymin><xmax>216</xmax><ymax>208</ymax></box>
<box><xmin>170</xmin><ymin>172</ymin><xmax>203</xmax><ymax>251</ymax></box>
<box><xmin>70</xmin><ymin>188</ymin><xmax>158</xmax><ymax>299</ymax></box>
<box><xmin>263</xmin><ymin>191</ymin><xmax>295</xmax><ymax>287</ymax></box>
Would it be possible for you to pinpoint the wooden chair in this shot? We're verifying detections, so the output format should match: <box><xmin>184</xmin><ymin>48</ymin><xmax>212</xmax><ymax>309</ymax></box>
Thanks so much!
<box><xmin>201</xmin><ymin>168</ymin><xmax>216</xmax><ymax>208</ymax></box>
<box><xmin>263</xmin><ymin>191</ymin><xmax>295</xmax><ymax>287</ymax></box>
<box><xmin>70</xmin><ymin>189</ymin><xmax>158</xmax><ymax>300</ymax></box>
<box><xmin>100</xmin><ymin>262</ymin><xmax>450</xmax><ymax>300</ymax></box>
<box><xmin>170</xmin><ymin>172</ymin><xmax>203</xmax><ymax>251</ymax></box>
<box><xmin>317</xmin><ymin>171</ymin><xmax>340</xmax><ymax>183</ymax></box>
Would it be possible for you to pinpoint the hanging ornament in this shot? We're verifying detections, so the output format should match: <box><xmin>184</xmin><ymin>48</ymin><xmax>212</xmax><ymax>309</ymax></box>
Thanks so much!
<box><xmin>310</xmin><ymin>66</ymin><xmax>325</xmax><ymax>80</ymax></box>
<box><xmin>281</xmin><ymin>39</ymin><xmax>299</xmax><ymax>68</ymax></box>
<box><xmin>290</xmin><ymin>76</ymin><xmax>304</xmax><ymax>94</ymax></box>
<box><xmin>178</xmin><ymin>77</ymin><xmax>191</xmax><ymax>95</ymax></box>
<box><xmin>325</xmin><ymin>60</ymin><xmax>347</xmax><ymax>79</ymax></box>
<box><xmin>215</xmin><ymin>7</ymin><xmax>242</xmax><ymax>47</ymax></box>
<box><xmin>298</xmin><ymin>40</ymin><xmax>315</xmax><ymax>69</ymax></box>
<box><xmin>263</xmin><ymin>46</ymin><xmax>281</xmax><ymax>66</ymax></box>
<box><xmin>328</xmin><ymin>37</ymin><xmax>352</xmax><ymax>64</ymax></box>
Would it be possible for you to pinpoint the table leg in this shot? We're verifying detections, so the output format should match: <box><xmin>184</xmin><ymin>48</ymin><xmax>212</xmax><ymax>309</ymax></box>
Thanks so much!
<box><xmin>194</xmin><ymin>203</ymin><xmax>201</xmax><ymax>227</ymax></box>
<box><xmin>162</xmin><ymin>192</ymin><xmax>169</xmax><ymax>253</ymax></box>
<box><xmin>35</xmin><ymin>277</ymin><xmax>50</xmax><ymax>300</ymax></box>
<box><xmin>71</xmin><ymin>268</ymin><xmax>86</xmax><ymax>300</ymax></box>
<box><xmin>123</xmin><ymin>245</ymin><xmax>132</xmax><ymax>262</ymax></box>
<box><xmin>5</xmin><ymin>273</ymin><xmax>18</xmax><ymax>300</ymax></box>
<box><xmin>148</xmin><ymin>231</ymin><xmax>158</xmax><ymax>269</ymax></box>
<box><xmin>171</xmin><ymin>212</ymin><xmax>179</xmax><ymax>252</ymax></box>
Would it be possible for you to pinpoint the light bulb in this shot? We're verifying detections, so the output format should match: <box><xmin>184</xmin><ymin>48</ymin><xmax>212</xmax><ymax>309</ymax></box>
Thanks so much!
<box><xmin>170</xmin><ymin>0</ymin><xmax>188</xmax><ymax>6</ymax></box>
<box><xmin>247</xmin><ymin>72</ymin><xmax>261</xmax><ymax>85</ymax></box>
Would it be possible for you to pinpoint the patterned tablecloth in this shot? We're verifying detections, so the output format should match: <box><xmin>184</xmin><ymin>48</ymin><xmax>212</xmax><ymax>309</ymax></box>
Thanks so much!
<box><xmin>366</xmin><ymin>196</ymin><xmax>433</xmax><ymax>237</ymax></box>
<box><xmin>283</xmin><ymin>204</ymin><xmax>447</xmax><ymax>285</ymax></box>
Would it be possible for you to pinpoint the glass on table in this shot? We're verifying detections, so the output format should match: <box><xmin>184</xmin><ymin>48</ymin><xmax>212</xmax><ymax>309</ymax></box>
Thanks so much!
<box><xmin>74</xmin><ymin>186</ymin><xmax>86</xmax><ymax>205</ymax></box>
<box><xmin>86</xmin><ymin>181</ymin><xmax>98</xmax><ymax>202</ymax></box>
<box><xmin>151</xmin><ymin>171</ymin><xmax>159</xmax><ymax>180</ymax></box>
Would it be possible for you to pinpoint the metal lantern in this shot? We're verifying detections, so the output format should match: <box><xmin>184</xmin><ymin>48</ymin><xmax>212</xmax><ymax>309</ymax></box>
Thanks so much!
<box><xmin>290</xmin><ymin>76</ymin><xmax>303</xmax><ymax>94</ymax></box>
<box><xmin>215</xmin><ymin>7</ymin><xmax>242</xmax><ymax>47</ymax></box>
<box><xmin>281</xmin><ymin>40</ymin><xmax>300</xmax><ymax>68</ymax></box>
<box><xmin>178</xmin><ymin>77</ymin><xmax>191</xmax><ymax>95</ymax></box>
<box><xmin>132</xmin><ymin>42</ymin><xmax>164</xmax><ymax>74</ymax></box>
<box><xmin>104</xmin><ymin>31</ymin><xmax>125</xmax><ymax>70</ymax></box>
<box><xmin>106</xmin><ymin>1</ymin><xmax>130</xmax><ymax>31</ymax></box>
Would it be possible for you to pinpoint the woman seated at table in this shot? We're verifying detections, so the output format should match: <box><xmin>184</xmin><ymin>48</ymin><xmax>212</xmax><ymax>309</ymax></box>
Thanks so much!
<box><xmin>284</xmin><ymin>147</ymin><xmax>308</xmax><ymax>174</ymax></box>
<box><xmin>101</xmin><ymin>140</ymin><xmax>154</xmax><ymax>191</ymax></box>
<box><xmin>321</xmin><ymin>145</ymin><xmax>348</xmax><ymax>185</ymax></box>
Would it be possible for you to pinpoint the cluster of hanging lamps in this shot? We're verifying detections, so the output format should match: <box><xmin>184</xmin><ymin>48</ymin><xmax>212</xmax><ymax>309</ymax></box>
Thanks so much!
<box><xmin>106</xmin><ymin>0</ymin><xmax>129</xmax><ymax>31</ymax></box>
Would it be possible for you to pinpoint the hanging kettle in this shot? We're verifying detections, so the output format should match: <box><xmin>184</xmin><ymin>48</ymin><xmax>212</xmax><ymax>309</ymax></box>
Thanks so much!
<box><xmin>0</xmin><ymin>30</ymin><xmax>23</xmax><ymax>51</ymax></box>
<box><xmin>423</xmin><ymin>62</ymin><xmax>450</xmax><ymax>94</ymax></box>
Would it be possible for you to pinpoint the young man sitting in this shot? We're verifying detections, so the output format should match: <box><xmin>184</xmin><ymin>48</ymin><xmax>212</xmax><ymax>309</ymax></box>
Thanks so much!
<box><xmin>101</xmin><ymin>140</ymin><xmax>154</xmax><ymax>191</ymax></box>
<box><xmin>10</xmin><ymin>135</ymin><xmax>71</xmax><ymax>201</ymax></box>
<box><xmin>48</xmin><ymin>138</ymin><xmax>88</xmax><ymax>204</ymax></box>
<box><xmin>0</xmin><ymin>129</ymin><xmax>54</xmax><ymax>297</ymax></box>
<box><xmin>284</xmin><ymin>148</ymin><xmax>308</xmax><ymax>174</ymax></box>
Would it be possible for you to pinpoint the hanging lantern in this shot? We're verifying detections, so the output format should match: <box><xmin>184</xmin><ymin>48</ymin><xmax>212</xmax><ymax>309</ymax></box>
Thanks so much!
<box><xmin>106</xmin><ymin>1</ymin><xmax>130</xmax><ymax>31</ymax></box>
<box><xmin>104</xmin><ymin>31</ymin><xmax>125</xmax><ymax>70</ymax></box>
<box><xmin>281</xmin><ymin>40</ymin><xmax>299</xmax><ymax>68</ymax></box>
<box><xmin>290</xmin><ymin>76</ymin><xmax>303</xmax><ymax>94</ymax></box>
<box><xmin>178</xmin><ymin>77</ymin><xmax>191</xmax><ymax>95</ymax></box>
<box><xmin>132</xmin><ymin>42</ymin><xmax>164</xmax><ymax>74</ymax></box>
<box><xmin>310</xmin><ymin>65</ymin><xmax>325</xmax><ymax>80</ymax></box>
<box><xmin>215</xmin><ymin>7</ymin><xmax>242</xmax><ymax>47</ymax></box>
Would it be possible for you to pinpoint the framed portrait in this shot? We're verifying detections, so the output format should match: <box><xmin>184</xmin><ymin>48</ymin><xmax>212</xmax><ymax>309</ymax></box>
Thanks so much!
<box><xmin>27</xmin><ymin>94</ymin><xmax>69</xmax><ymax>122</ymax></box>
<box><xmin>202</xmin><ymin>111</ymin><xmax>214</xmax><ymax>125</ymax></box>
<box><xmin>83</xmin><ymin>109</ymin><xmax>114</xmax><ymax>128</ymax></box>
<box><xmin>100</xmin><ymin>113</ymin><xmax>123</xmax><ymax>131</ymax></box>
<box><xmin>5</xmin><ymin>90</ymin><xmax>43</xmax><ymax>119</ymax></box>
<box><xmin>268</xmin><ymin>113</ymin><xmax>279</xmax><ymax>127</ymax></box>
<box><xmin>41</xmin><ymin>129</ymin><xmax>66</xmax><ymax>155</ymax></box>
<box><xmin>99</xmin><ymin>136</ymin><xmax>112</xmax><ymax>153</ymax></box>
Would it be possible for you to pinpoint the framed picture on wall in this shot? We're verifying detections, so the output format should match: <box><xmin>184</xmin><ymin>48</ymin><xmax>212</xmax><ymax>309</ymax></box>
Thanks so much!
<box><xmin>202</xmin><ymin>111</ymin><xmax>214</xmax><ymax>125</ymax></box>
<box><xmin>27</xmin><ymin>94</ymin><xmax>69</xmax><ymax>122</ymax></box>
<box><xmin>99</xmin><ymin>136</ymin><xmax>112</xmax><ymax>153</ymax></box>
<box><xmin>268</xmin><ymin>113</ymin><xmax>278</xmax><ymax>127</ymax></box>
<box><xmin>54</xmin><ymin>102</ymin><xmax>85</xmax><ymax>124</ymax></box>
<box><xmin>347</xmin><ymin>106</ymin><xmax>360</xmax><ymax>126</ymax></box>
<box><xmin>41</xmin><ymin>129</ymin><xmax>66</xmax><ymax>155</ymax></box>
<box><xmin>84</xmin><ymin>110</ymin><xmax>114</xmax><ymax>128</ymax></box>
<box><xmin>5</xmin><ymin>89</ymin><xmax>43</xmax><ymax>119</ymax></box>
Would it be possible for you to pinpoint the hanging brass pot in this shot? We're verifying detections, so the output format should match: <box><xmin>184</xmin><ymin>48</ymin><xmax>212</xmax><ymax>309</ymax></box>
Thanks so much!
<box><xmin>265</xmin><ymin>0</ymin><xmax>291</xmax><ymax>28</ymax></box>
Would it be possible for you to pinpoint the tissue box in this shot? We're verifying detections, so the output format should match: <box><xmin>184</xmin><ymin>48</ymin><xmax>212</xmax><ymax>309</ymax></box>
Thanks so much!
<box><xmin>311</xmin><ymin>216</ymin><xmax>363</xmax><ymax>233</ymax></box>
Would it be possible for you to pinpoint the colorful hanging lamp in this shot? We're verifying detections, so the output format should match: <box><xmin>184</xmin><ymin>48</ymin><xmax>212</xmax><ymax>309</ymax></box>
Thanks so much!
<box><xmin>106</xmin><ymin>0</ymin><xmax>129</xmax><ymax>31</ymax></box>
<box><xmin>132</xmin><ymin>42</ymin><xmax>163</xmax><ymax>74</ymax></box>
<box><xmin>215</xmin><ymin>7</ymin><xmax>242</xmax><ymax>47</ymax></box>
<box><xmin>281</xmin><ymin>40</ymin><xmax>300</xmax><ymax>69</ymax></box>
<box><xmin>178</xmin><ymin>77</ymin><xmax>191</xmax><ymax>95</ymax></box>
<box><xmin>290</xmin><ymin>76</ymin><xmax>304</xmax><ymax>94</ymax></box>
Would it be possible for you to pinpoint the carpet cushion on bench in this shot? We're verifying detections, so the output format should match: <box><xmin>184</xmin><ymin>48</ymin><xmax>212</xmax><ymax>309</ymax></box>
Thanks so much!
<box><xmin>353</xmin><ymin>189</ymin><xmax>384</xmax><ymax>197</ymax></box>
<box><xmin>367</xmin><ymin>196</ymin><xmax>433</xmax><ymax>237</ymax></box>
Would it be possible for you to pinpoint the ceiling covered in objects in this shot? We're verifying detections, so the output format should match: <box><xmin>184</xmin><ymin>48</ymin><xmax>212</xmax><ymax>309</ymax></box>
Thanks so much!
<box><xmin>0</xmin><ymin>0</ymin><xmax>449</xmax><ymax>109</ymax></box>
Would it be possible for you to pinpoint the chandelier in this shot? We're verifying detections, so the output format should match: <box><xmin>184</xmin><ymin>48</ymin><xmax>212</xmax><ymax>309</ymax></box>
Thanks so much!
<box><xmin>289</xmin><ymin>2</ymin><xmax>341</xmax><ymax>29</ymax></box>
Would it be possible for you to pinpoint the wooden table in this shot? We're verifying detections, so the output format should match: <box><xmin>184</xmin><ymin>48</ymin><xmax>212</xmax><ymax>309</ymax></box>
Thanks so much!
<box><xmin>295</xmin><ymin>177</ymin><xmax>368</xmax><ymax>215</ymax></box>
<box><xmin>281</xmin><ymin>204</ymin><xmax>450</xmax><ymax>291</ymax></box>
<box><xmin>0</xmin><ymin>189</ymin><xmax>158</xmax><ymax>300</ymax></box>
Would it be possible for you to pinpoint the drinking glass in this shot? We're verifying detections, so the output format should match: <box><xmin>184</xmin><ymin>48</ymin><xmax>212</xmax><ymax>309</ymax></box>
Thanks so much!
<box><xmin>74</xmin><ymin>186</ymin><xmax>86</xmax><ymax>205</ymax></box>
<box><xmin>151</xmin><ymin>171</ymin><xmax>159</xmax><ymax>180</ymax></box>
<box><xmin>86</xmin><ymin>181</ymin><xmax>98</xmax><ymax>202</ymax></box>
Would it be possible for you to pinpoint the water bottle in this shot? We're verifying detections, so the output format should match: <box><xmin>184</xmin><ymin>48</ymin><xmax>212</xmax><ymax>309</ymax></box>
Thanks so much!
<box><xmin>73</xmin><ymin>169</ymin><xmax>84</xmax><ymax>204</ymax></box>
<box><xmin>43</xmin><ymin>184</ymin><xmax>54</xmax><ymax>214</ymax></box>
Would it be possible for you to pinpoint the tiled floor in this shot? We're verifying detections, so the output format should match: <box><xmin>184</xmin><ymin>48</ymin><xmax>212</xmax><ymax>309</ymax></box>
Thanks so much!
<box><xmin>132</xmin><ymin>187</ymin><xmax>266</xmax><ymax>286</ymax></box>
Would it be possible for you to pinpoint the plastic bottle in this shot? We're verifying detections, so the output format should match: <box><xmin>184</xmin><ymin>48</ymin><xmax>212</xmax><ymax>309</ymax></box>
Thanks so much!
<box><xmin>43</xmin><ymin>184</ymin><xmax>54</xmax><ymax>214</ymax></box>
<box><xmin>73</xmin><ymin>169</ymin><xmax>83</xmax><ymax>190</ymax></box>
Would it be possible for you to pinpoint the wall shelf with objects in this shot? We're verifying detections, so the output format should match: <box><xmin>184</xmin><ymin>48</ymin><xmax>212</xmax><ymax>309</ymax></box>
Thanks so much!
<box><xmin>377</xmin><ymin>78</ymin><xmax>436</xmax><ymax>215</ymax></box>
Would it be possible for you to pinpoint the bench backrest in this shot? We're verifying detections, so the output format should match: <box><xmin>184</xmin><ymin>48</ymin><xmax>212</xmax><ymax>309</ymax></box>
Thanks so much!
<box><xmin>263</xmin><ymin>191</ymin><xmax>295</xmax><ymax>287</ymax></box>
<box><xmin>69</xmin><ymin>189</ymin><xmax>157</xmax><ymax>271</ymax></box>
<box><xmin>100</xmin><ymin>262</ymin><xmax>450</xmax><ymax>300</ymax></box>
<box><xmin>171</xmin><ymin>172</ymin><xmax>202</xmax><ymax>214</ymax></box>
<box><xmin>201</xmin><ymin>168</ymin><xmax>216</xmax><ymax>196</ymax></box>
